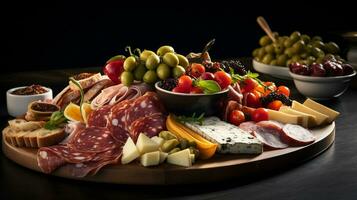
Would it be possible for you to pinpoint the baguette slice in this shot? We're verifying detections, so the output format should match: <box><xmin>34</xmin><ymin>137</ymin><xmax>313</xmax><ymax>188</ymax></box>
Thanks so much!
<box><xmin>8</xmin><ymin>119</ymin><xmax>45</xmax><ymax>132</ymax></box>
<box><xmin>37</xmin><ymin>128</ymin><xmax>66</xmax><ymax>147</ymax></box>
<box><xmin>23</xmin><ymin>131</ymin><xmax>38</xmax><ymax>147</ymax></box>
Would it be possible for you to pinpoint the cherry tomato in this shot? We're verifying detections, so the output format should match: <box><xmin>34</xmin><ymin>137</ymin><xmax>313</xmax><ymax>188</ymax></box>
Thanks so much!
<box><xmin>242</xmin><ymin>106</ymin><xmax>256</xmax><ymax>117</ymax></box>
<box><xmin>243</xmin><ymin>92</ymin><xmax>260</xmax><ymax>108</ymax></box>
<box><xmin>229</xmin><ymin>110</ymin><xmax>245</xmax><ymax>126</ymax></box>
<box><xmin>190</xmin><ymin>86</ymin><xmax>203</xmax><ymax>94</ymax></box>
<box><xmin>277</xmin><ymin>86</ymin><xmax>290</xmax><ymax>97</ymax></box>
<box><xmin>214</xmin><ymin>71</ymin><xmax>232</xmax><ymax>89</ymax></box>
<box><xmin>251</xmin><ymin>108</ymin><xmax>269</xmax><ymax>122</ymax></box>
<box><xmin>200</xmin><ymin>72</ymin><xmax>215</xmax><ymax>80</ymax></box>
<box><xmin>267</xmin><ymin>100</ymin><xmax>283</xmax><ymax>110</ymax></box>
<box><xmin>172</xmin><ymin>86</ymin><xmax>186</xmax><ymax>93</ymax></box>
<box><xmin>177</xmin><ymin>75</ymin><xmax>193</xmax><ymax>92</ymax></box>
<box><xmin>264</xmin><ymin>81</ymin><xmax>277</xmax><ymax>91</ymax></box>
<box><xmin>241</xmin><ymin>78</ymin><xmax>258</xmax><ymax>93</ymax></box>
<box><xmin>252</xmin><ymin>89</ymin><xmax>262</xmax><ymax>99</ymax></box>
<box><xmin>190</xmin><ymin>63</ymin><xmax>206</xmax><ymax>78</ymax></box>
<box><xmin>254</xmin><ymin>84</ymin><xmax>266</xmax><ymax>94</ymax></box>
<box><xmin>103</xmin><ymin>60</ymin><xmax>125</xmax><ymax>84</ymax></box>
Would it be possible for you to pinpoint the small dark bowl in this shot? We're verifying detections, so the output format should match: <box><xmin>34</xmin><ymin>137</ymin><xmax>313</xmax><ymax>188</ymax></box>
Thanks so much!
<box><xmin>155</xmin><ymin>82</ymin><xmax>229</xmax><ymax>116</ymax></box>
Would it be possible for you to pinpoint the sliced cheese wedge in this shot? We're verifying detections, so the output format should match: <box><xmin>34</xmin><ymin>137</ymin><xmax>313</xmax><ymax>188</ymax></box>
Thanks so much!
<box><xmin>303</xmin><ymin>98</ymin><xmax>340</xmax><ymax>123</ymax></box>
<box><xmin>140</xmin><ymin>151</ymin><xmax>160</xmax><ymax>167</ymax></box>
<box><xmin>122</xmin><ymin>137</ymin><xmax>140</xmax><ymax>164</ymax></box>
<box><xmin>279</xmin><ymin>106</ymin><xmax>317</xmax><ymax>128</ymax></box>
<box><xmin>291</xmin><ymin>101</ymin><xmax>329</xmax><ymax>126</ymax></box>
<box><xmin>136</xmin><ymin>133</ymin><xmax>160</xmax><ymax>154</ymax></box>
<box><xmin>267</xmin><ymin>109</ymin><xmax>302</xmax><ymax>125</ymax></box>
<box><xmin>167</xmin><ymin>149</ymin><xmax>192</xmax><ymax>167</ymax></box>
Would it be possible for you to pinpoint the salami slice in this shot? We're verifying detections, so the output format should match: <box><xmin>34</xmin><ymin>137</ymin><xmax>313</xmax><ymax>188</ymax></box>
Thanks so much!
<box><xmin>87</xmin><ymin>105</ymin><xmax>112</xmax><ymax>127</ymax></box>
<box><xmin>282</xmin><ymin>124</ymin><xmax>315</xmax><ymax>146</ymax></box>
<box><xmin>43</xmin><ymin>145</ymin><xmax>96</xmax><ymax>163</ymax></box>
<box><xmin>130</xmin><ymin>113</ymin><xmax>166</xmax><ymax>141</ymax></box>
<box><xmin>37</xmin><ymin>149</ymin><xmax>66</xmax><ymax>174</ymax></box>
<box><xmin>253</xmin><ymin>125</ymin><xmax>289</xmax><ymax>149</ymax></box>
<box><xmin>69</xmin><ymin>127</ymin><xmax>118</xmax><ymax>153</ymax></box>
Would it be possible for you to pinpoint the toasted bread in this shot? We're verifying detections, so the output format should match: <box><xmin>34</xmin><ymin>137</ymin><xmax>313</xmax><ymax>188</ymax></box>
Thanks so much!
<box><xmin>8</xmin><ymin>119</ymin><xmax>45</xmax><ymax>132</ymax></box>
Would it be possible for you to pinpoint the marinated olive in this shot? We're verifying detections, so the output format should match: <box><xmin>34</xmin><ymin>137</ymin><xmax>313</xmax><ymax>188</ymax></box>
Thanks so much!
<box><xmin>143</xmin><ymin>70</ymin><xmax>158</xmax><ymax>84</ymax></box>
<box><xmin>145</xmin><ymin>54</ymin><xmax>160</xmax><ymax>70</ymax></box>
<box><xmin>176</xmin><ymin>54</ymin><xmax>189</xmax><ymax>69</ymax></box>
<box><xmin>312</xmin><ymin>36</ymin><xmax>322</xmax><ymax>41</ymax></box>
<box><xmin>179</xmin><ymin>138</ymin><xmax>189</xmax><ymax>149</ymax></box>
<box><xmin>300</xmin><ymin>52</ymin><xmax>309</xmax><ymax>59</ymax></box>
<box><xmin>133</xmin><ymin>63</ymin><xmax>147</xmax><ymax>81</ymax></box>
<box><xmin>273</xmin><ymin>43</ymin><xmax>284</xmax><ymax>54</ymax></box>
<box><xmin>264</xmin><ymin>44</ymin><xmax>275</xmax><ymax>54</ymax></box>
<box><xmin>188</xmin><ymin>140</ymin><xmax>197</xmax><ymax>147</ymax></box>
<box><xmin>270</xmin><ymin>59</ymin><xmax>277</xmax><ymax>66</ymax></box>
<box><xmin>163</xmin><ymin>52</ymin><xmax>179</xmax><ymax>67</ymax></box>
<box><xmin>284</xmin><ymin>48</ymin><xmax>295</xmax><ymax>58</ymax></box>
<box><xmin>156</xmin><ymin>63</ymin><xmax>170</xmax><ymax>80</ymax></box>
<box><xmin>123</xmin><ymin>56</ymin><xmax>138</xmax><ymax>71</ymax></box>
<box><xmin>252</xmin><ymin>48</ymin><xmax>260</xmax><ymax>57</ymax></box>
<box><xmin>140</xmin><ymin>50</ymin><xmax>156</xmax><ymax>62</ymax></box>
<box><xmin>325</xmin><ymin>42</ymin><xmax>340</xmax><ymax>54</ymax></box>
<box><xmin>290</xmin><ymin>31</ymin><xmax>301</xmax><ymax>43</ymax></box>
<box><xmin>306</xmin><ymin>56</ymin><xmax>316</xmax><ymax>65</ymax></box>
<box><xmin>286</xmin><ymin>59</ymin><xmax>294</xmax><ymax>67</ymax></box>
<box><xmin>312</xmin><ymin>47</ymin><xmax>325</xmax><ymax>58</ymax></box>
<box><xmin>189</xmin><ymin>147</ymin><xmax>200</xmax><ymax>158</ymax></box>
<box><xmin>257</xmin><ymin>48</ymin><xmax>266</xmax><ymax>59</ymax></box>
<box><xmin>301</xmin><ymin>34</ymin><xmax>311</xmax><ymax>44</ymax></box>
<box><xmin>305</xmin><ymin>44</ymin><xmax>313</xmax><ymax>54</ymax></box>
<box><xmin>157</xmin><ymin>45</ymin><xmax>174</xmax><ymax>56</ymax></box>
<box><xmin>262</xmin><ymin>54</ymin><xmax>274</xmax><ymax>64</ymax></box>
<box><xmin>291</xmin><ymin>55</ymin><xmax>301</xmax><ymax>62</ymax></box>
<box><xmin>172</xmin><ymin>65</ymin><xmax>186</xmax><ymax>78</ymax></box>
<box><xmin>277</xmin><ymin>54</ymin><xmax>289</xmax><ymax>66</ymax></box>
<box><xmin>292</xmin><ymin>40</ymin><xmax>305</xmax><ymax>54</ymax></box>
<box><xmin>120</xmin><ymin>71</ymin><xmax>134</xmax><ymax>86</ymax></box>
<box><xmin>161</xmin><ymin>139</ymin><xmax>180</xmax><ymax>152</ymax></box>
<box><xmin>159</xmin><ymin>131</ymin><xmax>177</xmax><ymax>140</ymax></box>
<box><xmin>259</xmin><ymin>35</ymin><xmax>272</xmax><ymax>46</ymax></box>
<box><xmin>312</xmin><ymin>41</ymin><xmax>326</xmax><ymax>51</ymax></box>
<box><xmin>284</xmin><ymin>38</ymin><xmax>294</xmax><ymax>48</ymax></box>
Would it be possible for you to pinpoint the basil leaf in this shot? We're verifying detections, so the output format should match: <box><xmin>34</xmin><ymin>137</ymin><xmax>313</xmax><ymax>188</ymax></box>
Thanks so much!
<box><xmin>44</xmin><ymin>111</ymin><xmax>67</xmax><ymax>130</ymax></box>
<box><xmin>246</xmin><ymin>71</ymin><xmax>259</xmax><ymax>78</ymax></box>
<box><xmin>196</xmin><ymin>80</ymin><xmax>221</xmax><ymax>94</ymax></box>
<box><xmin>106</xmin><ymin>55</ymin><xmax>126</xmax><ymax>63</ymax></box>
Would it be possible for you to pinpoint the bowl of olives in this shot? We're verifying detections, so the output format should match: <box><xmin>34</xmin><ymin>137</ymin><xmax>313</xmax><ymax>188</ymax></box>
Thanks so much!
<box><xmin>288</xmin><ymin>59</ymin><xmax>356</xmax><ymax>100</ymax></box>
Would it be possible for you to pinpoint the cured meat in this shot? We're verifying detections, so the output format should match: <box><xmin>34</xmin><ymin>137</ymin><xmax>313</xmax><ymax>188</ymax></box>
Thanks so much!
<box><xmin>109</xmin><ymin>83</ymin><xmax>151</xmax><ymax>105</ymax></box>
<box><xmin>87</xmin><ymin>105</ymin><xmax>112</xmax><ymax>127</ymax></box>
<box><xmin>61</xmin><ymin>121</ymin><xmax>85</xmax><ymax>144</ymax></box>
<box><xmin>228</xmin><ymin>83</ymin><xmax>243</xmax><ymax>104</ymax></box>
<box><xmin>223</xmin><ymin>100</ymin><xmax>242</xmax><ymax>121</ymax></box>
<box><xmin>282</xmin><ymin>124</ymin><xmax>315</xmax><ymax>146</ymax></box>
<box><xmin>256</xmin><ymin>120</ymin><xmax>284</xmax><ymax>130</ymax></box>
<box><xmin>83</xmin><ymin>79</ymin><xmax>113</xmax><ymax>102</ymax></box>
<box><xmin>43</xmin><ymin>145</ymin><xmax>96</xmax><ymax>163</ymax></box>
<box><xmin>239</xmin><ymin>121</ymin><xmax>258</xmax><ymax>134</ymax></box>
<box><xmin>37</xmin><ymin>149</ymin><xmax>66</xmax><ymax>174</ymax></box>
<box><xmin>130</xmin><ymin>114</ymin><xmax>166</xmax><ymax>141</ymax></box>
<box><xmin>68</xmin><ymin>127</ymin><xmax>119</xmax><ymax>153</ymax></box>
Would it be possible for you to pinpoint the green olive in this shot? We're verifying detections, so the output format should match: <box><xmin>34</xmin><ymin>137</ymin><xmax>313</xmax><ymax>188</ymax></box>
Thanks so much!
<box><xmin>143</xmin><ymin>70</ymin><xmax>158</xmax><ymax>84</ymax></box>
<box><xmin>278</xmin><ymin>36</ymin><xmax>289</xmax><ymax>46</ymax></box>
<box><xmin>284</xmin><ymin>38</ymin><xmax>294</xmax><ymax>48</ymax></box>
<box><xmin>284</xmin><ymin>48</ymin><xmax>295</xmax><ymax>58</ymax></box>
<box><xmin>157</xmin><ymin>45</ymin><xmax>174</xmax><ymax>56</ymax></box>
<box><xmin>292</xmin><ymin>40</ymin><xmax>305</xmax><ymax>54</ymax></box>
<box><xmin>312</xmin><ymin>41</ymin><xmax>326</xmax><ymax>51</ymax></box>
<box><xmin>325</xmin><ymin>42</ymin><xmax>340</xmax><ymax>54</ymax></box>
<box><xmin>176</xmin><ymin>54</ymin><xmax>189</xmax><ymax>69</ymax></box>
<box><xmin>305</xmin><ymin>44</ymin><xmax>313</xmax><ymax>54</ymax></box>
<box><xmin>291</xmin><ymin>55</ymin><xmax>301</xmax><ymax>62</ymax></box>
<box><xmin>273</xmin><ymin>43</ymin><xmax>284</xmax><ymax>54</ymax></box>
<box><xmin>179</xmin><ymin>138</ymin><xmax>189</xmax><ymax>149</ymax></box>
<box><xmin>257</xmin><ymin>48</ymin><xmax>266</xmax><ymax>59</ymax></box>
<box><xmin>259</xmin><ymin>35</ymin><xmax>272</xmax><ymax>46</ymax></box>
<box><xmin>159</xmin><ymin>131</ymin><xmax>177</xmax><ymax>140</ymax></box>
<box><xmin>140</xmin><ymin>50</ymin><xmax>155</xmax><ymax>62</ymax></box>
<box><xmin>315</xmin><ymin>57</ymin><xmax>324</xmax><ymax>64</ymax></box>
<box><xmin>312</xmin><ymin>36</ymin><xmax>323</xmax><ymax>42</ymax></box>
<box><xmin>189</xmin><ymin>147</ymin><xmax>200</xmax><ymax>158</ymax></box>
<box><xmin>123</xmin><ymin>56</ymin><xmax>138</xmax><ymax>71</ymax></box>
<box><xmin>172</xmin><ymin>65</ymin><xmax>186</xmax><ymax>78</ymax></box>
<box><xmin>301</xmin><ymin>34</ymin><xmax>311</xmax><ymax>44</ymax></box>
<box><xmin>156</xmin><ymin>63</ymin><xmax>170</xmax><ymax>80</ymax></box>
<box><xmin>306</xmin><ymin>56</ymin><xmax>316</xmax><ymax>65</ymax></box>
<box><xmin>120</xmin><ymin>71</ymin><xmax>134</xmax><ymax>86</ymax></box>
<box><xmin>264</xmin><ymin>44</ymin><xmax>275</xmax><ymax>54</ymax></box>
<box><xmin>312</xmin><ymin>47</ymin><xmax>325</xmax><ymax>58</ymax></box>
<box><xmin>163</xmin><ymin>52</ymin><xmax>179</xmax><ymax>67</ymax></box>
<box><xmin>277</xmin><ymin>54</ymin><xmax>289</xmax><ymax>66</ymax></box>
<box><xmin>300</xmin><ymin>52</ymin><xmax>309</xmax><ymax>59</ymax></box>
<box><xmin>252</xmin><ymin>48</ymin><xmax>260</xmax><ymax>57</ymax></box>
<box><xmin>290</xmin><ymin>31</ymin><xmax>301</xmax><ymax>43</ymax></box>
<box><xmin>188</xmin><ymin>140</ymin><xmax>197</xmax><ymax>148</ymax></box>
<box><xmin>262</xmin><ymin>54</ymin><xmax>274</xmax><ymax>64</ymax></box>
<box><xmin>270</xmin><ymin>59</ymin><xmax>277</xmax><ymax>66</ymax></box>
<box><xmin>145</xmin><ymin>54</ymin><xmax>160</xmax><ymax>70</ymax></box>
<box><xmin>161</xmin><ymin>139</ymin><xmax>180</xmax><ymax>152</ymax></box>
<box><xmin>133</xmin><ymin>63</ymin><xmax>147</xmax><ymax>81</ymax></box>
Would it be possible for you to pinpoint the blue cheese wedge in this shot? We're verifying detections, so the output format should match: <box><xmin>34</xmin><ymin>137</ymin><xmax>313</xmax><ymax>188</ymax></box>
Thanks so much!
<box><xmin>184</xmin><ymin>117</ymin><xmax>262</xmax><ymax>154</ymax></box>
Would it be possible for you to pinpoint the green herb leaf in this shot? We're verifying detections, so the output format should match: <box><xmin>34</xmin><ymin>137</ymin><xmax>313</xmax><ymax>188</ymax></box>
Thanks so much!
<box><xmin>176</xmin><ymin>113</ymin><xmax>205</xmax><ymax>125</ymax></box>
<box><xmin>195</xmin><ymin>79</ymin><xmax>221</xmax><ymax>94</ymax></box>
<box><xmin>44</xmin><ymin>111</ymin><xmax>68</xmax><ymax>130</ymax></box>
<box><xmin>69</xmin><ymin>77</ymin><xmax>84</xmax><ymax>117</ymax></box>
<box><xmin>246</xmin><ymin>71</ymin><xmax>259</xmax><ymax>78</ymax></box>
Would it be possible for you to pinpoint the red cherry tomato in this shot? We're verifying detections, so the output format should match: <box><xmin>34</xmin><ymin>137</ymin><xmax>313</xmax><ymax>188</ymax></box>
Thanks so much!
<box><xmin>254</xmin><ymin>85</ymin><xmax>266</xmax><ymax>94</ymax></box>
<box><xmin>190</xmin><ymin>63</ymin><xmax>206</xmax><ymax>78</ymax></box>
<box><xmin>214</xmin><ymin>71</ymin><xmax>232</xmax><ymax>89</ymax></box>
<box><xmin>267</xmin><ymin>100</ymin><xmax>283</xmax><ymax>110</ymax></box>
<box><xmin>243</xmin><ymin>92</ymin><xmax>260</xmax><ymax>108</ymax></box>
<box><xmin>103</xmin><ymin>60</ymin><xmax>124</xmax><ymax>84</ymax></box>
<box><xmin>252</xmin><ymin>89</ymin><xmax>262</xmax><ymax>99</ymax></box>
<box><xmin>277</xmin><ymin>86</ymin><xmax>290</xmax><ymax>97</ymax></box>
<box><xmin>190</xmin><ymin>86</ymin><xmax>203</xmax><ymax>94</ymax></box>
<box><xmin>229</xmin><ymin>110</ymin><xmax>246</xmax><ymax>126</ymax></box>
<box><xmin>251</xmin><ymin>108</ymin><xmax>269</xmax><ymax>122</ymax></box>
<box><xmin>241</xmin><ymin>78</ymin><xmax>258</xmax><ymax>93</ymax></box>
<box><xmin>177</xmin><ymin>75</ymin><xmax>193</xmax><ymax>93</ymax></box>
<box><xmin>264</xmin><ymin>81</ymin><xmax>277</xmax><ymax>91</ymax></box>
<box><xmin>172</xmin><ymin>86</ymin><xmax>186</xmax><ymax>93</ymax></box>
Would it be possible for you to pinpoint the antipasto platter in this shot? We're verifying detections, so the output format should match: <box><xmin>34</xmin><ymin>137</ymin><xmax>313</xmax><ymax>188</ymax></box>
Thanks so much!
<box><xmin>2</xmin><ymin>41</ymin><xmax>340</xmax><ymax>185</ymax></box>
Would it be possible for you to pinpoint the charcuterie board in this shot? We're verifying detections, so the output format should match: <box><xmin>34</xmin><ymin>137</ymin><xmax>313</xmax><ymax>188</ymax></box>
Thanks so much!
<box><xmin>2</xmin><ymin>122</ymin><xmax>335</xmax><ymax>185</ymax></box>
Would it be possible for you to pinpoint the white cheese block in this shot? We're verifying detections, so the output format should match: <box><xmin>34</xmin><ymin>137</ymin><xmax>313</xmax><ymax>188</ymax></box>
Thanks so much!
<box><xmin>303</xmin><ymin>98</ymin><xmax>340</xmax><ymax>123</ymax></box>
<box><xmin>151</xmin><ymin>136</ymin><xmax>165</xmax><ymax>147</ymax></box>
<box><xmin>121</xmin><ymin>137</ymin><xmax>140</xmax><ymax>164</ymax></box>
<box><xmin>159</xmin><ymin>151</ymin><xmax>168</xmax><ymax>164</ymax></box>
<box><xmin>279</xmin><ymin>106</ymin><xmax>316</xmax><ymax>128</ymax></box>
<box><xmin>167</xmin><ymin>149</ymin><xmax>192</xmax><ymax>167</ymax></box>
<box><xmin>136</xmin><ymin>133</ymin><xmax>160</xmax><ymax>154</ymax></box>
<box><xmin>140</xmin><ymin>151</ymin><xmax>160</xmax><ymax>167</ymax></box>
<box><xmin>267</xmin><ymin>109</ymin><xmax>302</xmax><ymax>125</ymax></box>
<box><xmin>185</xmin><ymin>117</ymin><xmax>262</xmax><ymax>154</ymax></box>
<box><xmin>292</xmin><ymin>101</ymin><xmax>329</xmax><ymax>126</ymax></box>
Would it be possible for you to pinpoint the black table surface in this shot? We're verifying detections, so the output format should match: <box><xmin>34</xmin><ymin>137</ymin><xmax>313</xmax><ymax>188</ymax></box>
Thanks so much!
<box><xmin>1</xmin><ymin>67</ymin><xmax>357</xmax><ymax>200</ymax></box>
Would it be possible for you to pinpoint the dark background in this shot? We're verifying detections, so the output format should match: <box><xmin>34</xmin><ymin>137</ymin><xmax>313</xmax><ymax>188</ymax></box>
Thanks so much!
<box><xmin>2</xmin><ymin>1</ymin><xmax>357</xmax><ymax>72</ymax></box>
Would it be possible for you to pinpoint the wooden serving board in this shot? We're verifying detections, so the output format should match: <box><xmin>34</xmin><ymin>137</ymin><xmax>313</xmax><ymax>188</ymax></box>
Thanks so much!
<box><xmin>2</xmin><ymin>123</ymin><xmax>335</xmax><ymax>185</ymax></box>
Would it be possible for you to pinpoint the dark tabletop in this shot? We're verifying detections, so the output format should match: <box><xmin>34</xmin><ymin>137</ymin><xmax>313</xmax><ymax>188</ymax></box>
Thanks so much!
<box><xmin>1</xmin><ymin>66</ymin><xmax>357</xmax><ymax>200</ymax></box>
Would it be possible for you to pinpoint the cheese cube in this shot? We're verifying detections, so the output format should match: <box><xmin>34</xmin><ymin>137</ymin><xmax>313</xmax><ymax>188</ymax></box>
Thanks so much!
<box><xmin>136</xmin><ymin>133</ymin><xmax>160</xmax><ymax>154</ymax></box>
<box><xmin>140</xmin><ymin>151</ymin><xmax>160</xmax><ymax>167</ymax></box>
<box><xmin>303</xmin><ymin>98</ymin><xmax>340</xmax><ymax>123</ymax></box>
<box><xmin>151</xmin><ymin>136</ymin><xmax>165</xmax><ymax>147</ymax></box>
<box><xmin>279</xmin><ymin>106</ymin><xmax>317</xmax><ymax>128</ymax></box>
<box><xmin>267</xmin><ymin>109</ymin><xmax>302</xmax><ymax>125</ymax></box>
<box><xmin>292</xmin><ymin>101</ymin><xmax>329</xmax><ymax>126</ymax></box>
<box><xmin>159</xmin><ymin>151</ymin><xmax>168</xmax><ymax>163</ymax></box>
<box><xmin>167</xmin><ymin>149</ymin><xmax>192</xmax><ymax>167</ymax></box>
<box><xmin>121</xmin><ymin>137</ymin><xmax>140</xmax><ymax>164</ymax></box>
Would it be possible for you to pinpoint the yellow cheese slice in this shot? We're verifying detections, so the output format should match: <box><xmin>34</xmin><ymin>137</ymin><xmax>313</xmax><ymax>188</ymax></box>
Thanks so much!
<box><xmin>303</xmin><ymin>98</ymin><xmax>340</xmax><ymax>123</ymax></box>
<box><xmin>267</xmin><ymin>109</ymin><xmax>302</xmax><ymax>125</ymax></box>
<box><xmin>291</xmin><ymin>101</ymin><xmax>329</xmax><ymax>126</ymax></box>
<box><xmin>279</xmin><ymin>106</ymin><xmax>317</xmax><ymax>128</ymax></box>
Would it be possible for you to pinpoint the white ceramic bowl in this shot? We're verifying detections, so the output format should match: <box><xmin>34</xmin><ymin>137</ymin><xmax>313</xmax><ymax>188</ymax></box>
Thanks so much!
<box><xmin>289</xmin><ymin>71</ymin><xmax>356</xmax><ymax>100</ymax></box>
<box><xmin>252</xmin><ymin>59</ymin><xmax>292</xmax><ymax>80</ymax></box>
<box><xmin>6</xmin><ymin>86</ymin><xmax>53</xmax><ymax>117</ymax></box>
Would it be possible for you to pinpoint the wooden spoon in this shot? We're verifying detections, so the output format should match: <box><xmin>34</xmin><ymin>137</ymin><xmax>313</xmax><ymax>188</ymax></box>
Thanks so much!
<box><xmin>257</xmin><ymin>16</ymin><xmax>277</xmax><ymax>43</ymax></box>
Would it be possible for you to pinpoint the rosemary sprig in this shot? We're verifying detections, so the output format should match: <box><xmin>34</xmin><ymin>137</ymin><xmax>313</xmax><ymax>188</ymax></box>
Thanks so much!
<box><xmin>176</xmin><ymin>113</ymin><xmax>205</xmax><ymax>125</ymax></box>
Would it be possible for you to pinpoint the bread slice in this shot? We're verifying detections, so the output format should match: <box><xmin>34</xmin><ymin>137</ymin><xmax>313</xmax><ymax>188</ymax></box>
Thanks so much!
<box><xmin>37</xmin><ymin>128</ymin><xmax>66</xmax><ymax>147</ymax></box>
<box><xmin>8</xmin><ymin>119</ymin><xmax>45</xmax><ymax>132</ymax></box>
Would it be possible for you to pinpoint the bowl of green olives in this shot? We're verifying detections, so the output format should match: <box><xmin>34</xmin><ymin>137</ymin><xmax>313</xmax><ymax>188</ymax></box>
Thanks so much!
<box><xmin>155</xmin><ymin>82</ymin><xmax>229</xmax><ymax>116</ymax></box>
